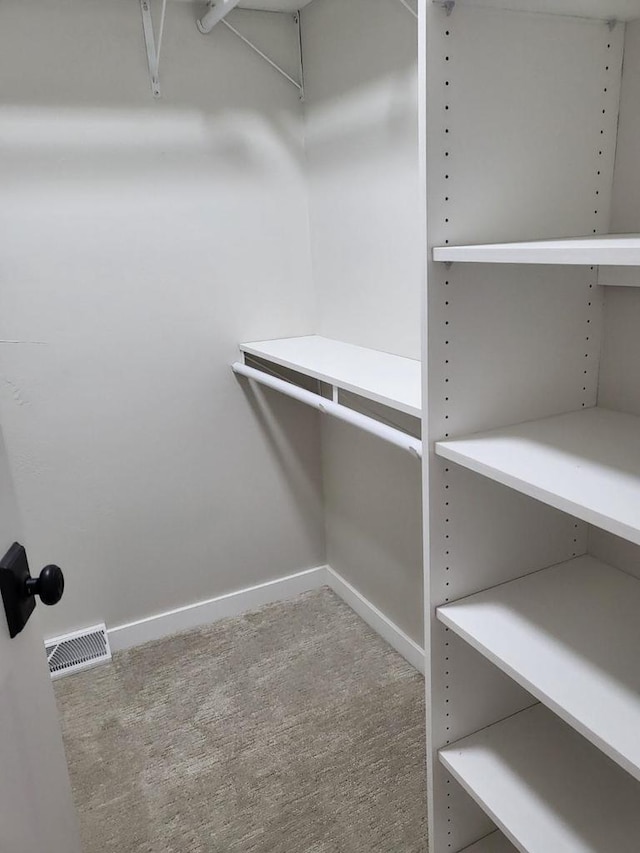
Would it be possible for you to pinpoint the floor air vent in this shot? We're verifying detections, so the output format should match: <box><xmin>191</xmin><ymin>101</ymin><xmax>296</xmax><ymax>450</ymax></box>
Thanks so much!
<box><xmin>45</xmin><ymin>624</ymin><xmax>112</xmax><ymax>679</ymax></box>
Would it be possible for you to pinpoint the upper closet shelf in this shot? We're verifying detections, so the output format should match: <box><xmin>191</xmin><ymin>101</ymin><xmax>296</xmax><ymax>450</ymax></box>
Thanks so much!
<box><xmin>440</xmin><ymin>704</ymin><xmax>640</xmax><ymax>853</ymax></box>
<box><xmin>433</xmin><ymin>234</ymin><xmax>640</xmax><ymax>267</ymax></box>
<box><xmin>239</xmin><ymin>336</ymin><xmax>421</xmax><ymax>417</ymax></box>
<box><xmin>451</xmin><ymin>0</ymin><xmax>640</xmax><ymax>20</ymax></box>
<box><xmin>435</xmin><ymin>407</ymin><xmax>640</xmax><ymax>545</ymax></box>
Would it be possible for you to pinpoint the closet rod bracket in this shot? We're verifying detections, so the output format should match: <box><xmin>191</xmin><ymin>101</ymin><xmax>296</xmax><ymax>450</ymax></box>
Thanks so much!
<box><xmin>294</xmin><ymin>12</ymin><xmax>305</xmax><ymax>102</ymax></box>
<box><xmin>197</xmin><ymin>7</ymin><xmax>304</xmax><ymax>99</ymax></box>
<box><xmin>140</xmin><ymin>0</ymin><xmax>168</xmax><ymax>98</ymax></box>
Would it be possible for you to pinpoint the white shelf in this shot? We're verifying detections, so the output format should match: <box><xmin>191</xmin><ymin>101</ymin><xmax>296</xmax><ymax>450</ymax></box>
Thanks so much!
<box><xmin>433</xmin><ymin>234</ymin><xmax>640</xmax><ymax>266</ymax></box>
<box><xmin>461</xmin><ymin>834</ymin><xmax>517</xmax><ymax>853</ymax></box>
<box><xmin>249</xmin><ymin>0</ymin><xmax>640</xmax><ymax>18</ymax></box>
<box><xmin>440</xmin><ymin>704</ymin><xmax>640</xmax><ymax>853</ymax></box>
<box><xmin>438</xmin><ymin>555</ymin><xmax>640</xmax><ymax>781</ymax></box>
<box><xmin>435</xmin><ymin>407</ymin><xmax>640</xmax><ymax>546</ymax></box>
<box><xmin>456</xmin><ymin>0</ymin><xmax>640</xmax><ymax>20</ymax></box>
<box><xmin>239</xmin><ymin>335</ymin><xmax>421</xmax><ymax>417</ymax></box>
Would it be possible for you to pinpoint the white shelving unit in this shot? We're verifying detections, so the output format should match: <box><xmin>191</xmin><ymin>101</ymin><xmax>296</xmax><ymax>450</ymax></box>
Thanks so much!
<box><xmin>433</xmin><ymin>233</ymin><xmax>640</xmax><ymax>266</ymax></box>
<box><xmin>239</xmin><ymin>335</ymin><xmax>421</xmax><ymax>416</ymax></box>
<box><xmin>438</xmin><ymin>554</ymin><xmax>640</xmax><ymax>780</ymax></box>
<box><xmin>440</xmin><ymin>704</ymin><xmax>640</xmax><ymax>853</ymax></box>
<box><xmin>422</xmin><ymin>1</ymin><xmax>640</xmax><ymax>850</ymax></box>
<box><xmin>434</xmin><ymin>407</ymin><xmax>640</xmax><ymax>545</ymax></box>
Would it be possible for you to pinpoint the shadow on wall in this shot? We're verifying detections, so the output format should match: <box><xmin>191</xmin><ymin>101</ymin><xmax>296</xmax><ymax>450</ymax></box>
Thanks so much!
<box><xmin>0</xmin><ymin>0</ymin><xmax>327</xmax><ymax>638</ymax></box>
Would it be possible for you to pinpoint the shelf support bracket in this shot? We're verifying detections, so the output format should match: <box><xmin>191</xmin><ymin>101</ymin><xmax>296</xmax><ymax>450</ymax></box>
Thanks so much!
<box><xmin>197</xmin><ymin>10</ymin><xmax>304</xmax><ymax>100</ymax></box>
<box><xmin>295</xmin><ymin>12</ymin><xmax>305</xmax><ymax>102</ymax></box>
<box><xmin>434</xmin><ymin>0</ymin><xmax>455</xmax><ymax>15</ymax></box>
<box><xmin>396</xmin><ymin>0</ymin><xmax>418</xmax><ymax>20</ymax></box>
<box><xmin>140</xmin><ymin>0</ymin><xmax>167</xmax><ymax>98</ymax></box>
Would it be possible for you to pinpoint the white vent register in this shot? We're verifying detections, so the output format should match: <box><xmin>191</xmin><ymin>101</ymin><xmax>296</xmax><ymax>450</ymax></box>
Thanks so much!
<box><xmin>45</xmin><ymin>624</ymin><xmax>112</xmax><ymax>679</ymax></box>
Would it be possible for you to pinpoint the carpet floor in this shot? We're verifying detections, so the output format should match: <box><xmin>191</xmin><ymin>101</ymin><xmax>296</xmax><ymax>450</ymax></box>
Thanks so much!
<box><xmin>55</xmin><ymin>587</ymin><xmax>427</xmax><ymax>853</ymax></box>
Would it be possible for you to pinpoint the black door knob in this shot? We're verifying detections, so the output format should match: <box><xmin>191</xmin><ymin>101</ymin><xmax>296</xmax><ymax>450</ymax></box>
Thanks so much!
<box><xmin>25</xmin><ymin>564</ymin><xmax>65</xmax><ymax>606</ymax></box>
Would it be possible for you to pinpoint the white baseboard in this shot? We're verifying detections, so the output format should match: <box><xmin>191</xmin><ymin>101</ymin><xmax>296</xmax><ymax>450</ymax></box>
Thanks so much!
<box><xmin>66</xmin><ymin>564</ymin><xmax>424</xmax><ymax>673</ymax></box>
<box><xmin>324</xmin><ymin>567</ymin><xmax>425</xmax><ymax>674</ymax></box>
<box><xmin>107</xmin><ymin>566</ymin><xmax>327</xmax><ymax>653</ymax></box>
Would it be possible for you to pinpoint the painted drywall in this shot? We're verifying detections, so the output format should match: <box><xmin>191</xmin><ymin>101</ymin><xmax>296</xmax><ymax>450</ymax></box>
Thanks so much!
<box><xmin>592</xmin><ymin>18</ymin><xmax>640</xmax><ymax>577</ymax></box>
<box><xmin>604</xmin><ymin>18</ymin><xmax>640</xmax><ymax>392</ymax></box>
<box><xmin>610</xmin><ymin>20</ymin><xmax>640</xmax><ymax>235</ymax></box>
<box><xmin>0</xmin><ymin>0</ymin><xmax>325</xmax><ymax>636</ymax></box>
<box><xmin>303</xmin><ymin>0</ymin><xmax>420</xmax><ymax>359</ymax></box>
<box><xmin>302</xmin><ymin>0</ymin><xmax>423</xmax><ymax>644</ymax></box>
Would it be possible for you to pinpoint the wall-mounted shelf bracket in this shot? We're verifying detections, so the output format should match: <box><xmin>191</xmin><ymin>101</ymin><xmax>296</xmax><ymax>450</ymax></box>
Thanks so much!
<box><xmin>197</xmin><ymin>5</ymin><xmax>305</xmax><ymax>100</ymax></box>
<box><xmin>221</xmin><ymin>16</ymin><xmax>304</xmax><ymax>100</ymax></box>
<box><xmin>396</xmin><ymin>0</ymin><xmax>418</xmax><ymax>19</ymax></box>
<box><xmin>434</xmin><ymin>0</ymin><xmax>455</xmax><ymax>15</ymax></box>
<box><xmin>140</xmin><ymin>0</ymin><xmax>167</xmax><ymax>98</ymax></box>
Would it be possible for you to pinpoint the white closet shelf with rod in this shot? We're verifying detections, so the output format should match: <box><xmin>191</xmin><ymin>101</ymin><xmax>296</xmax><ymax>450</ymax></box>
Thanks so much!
<box><xmin>435</xmin><ymin>406</ymin><xmax>640</xmax><ymax>545</ymax></box>
<box><xmin>233</xmin><ymin>335</ymin><xmax>422</xmax><ymax>457</ymax></box>
<box><xmin>438</xmin><ymin>554</ymin><xmax>640</xmax><ymax>781</ymax></box>
<box><xmin>440</xmin><ymin>703</ymin><xmax>640</xmax><ymax>853</ymax></box>
<box><xmin>433</xmin><ymin>233</ymin><xmax>640</xmax><ymax>271</ymax></box>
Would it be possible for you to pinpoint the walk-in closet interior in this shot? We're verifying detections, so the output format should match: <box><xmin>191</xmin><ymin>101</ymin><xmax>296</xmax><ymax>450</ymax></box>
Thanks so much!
<box><xmin>0</xmin><ymin>0</ymin><xmax>424</xmax><ymax>850</ymax></box>
<box><xmin>4</xmin><ymin>0</ymin><xmax>640</xmax><ymax>850</ymax></box>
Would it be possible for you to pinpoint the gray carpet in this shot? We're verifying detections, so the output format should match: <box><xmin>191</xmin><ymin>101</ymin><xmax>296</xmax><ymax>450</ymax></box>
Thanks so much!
<box><xmin>55</xmin><ymin>587</ymin><xmax>427</xmax><ymax>853</ymax></box>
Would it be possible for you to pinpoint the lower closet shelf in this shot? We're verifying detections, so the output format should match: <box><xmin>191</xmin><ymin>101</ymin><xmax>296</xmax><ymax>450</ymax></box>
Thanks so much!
<box><xmin>461</xmin><ymin>834</ymin><xmax>517</xmax><ymax>853</ymax></box>
<box><xmin>440</xmin><ymin>704</ymin><xmax>640</xmax><ymax>853</ymax></box>
<box><xmin>437</xmin><ymin>555</ymin><xmax>640</xmax><ymax>781</ymax></box>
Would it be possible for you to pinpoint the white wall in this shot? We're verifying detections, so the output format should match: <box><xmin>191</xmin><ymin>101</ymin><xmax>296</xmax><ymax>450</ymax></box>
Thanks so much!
<box><xmin>604</xmin><ymin>17</ymin><xmax>640</xmax><ymax>418</ymax></box>
<box><xmin>0</xmin><ymin>0</ymin><xmax>325</xmax><ymax>636</ymax></box>
<box><xmin>303</xmin><ymin>0</ymin><xmax>420</xmax><ymax>359</ymax></box>
<box><xmin>302</xmin><ymin>0</ymin><xmax>423</xmax><ymax>643</ymax></box>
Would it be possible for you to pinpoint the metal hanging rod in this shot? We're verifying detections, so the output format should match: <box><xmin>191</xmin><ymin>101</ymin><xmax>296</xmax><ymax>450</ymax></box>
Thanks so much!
<box><xmin>232</xmin><ymin>362</ymin><xmax>422</xmax><ymax>459</ymax></box>
<box><xmin>197</xmin><ymin>0</ymin><xmax>241</xmax><ymax>33</ymax></box>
